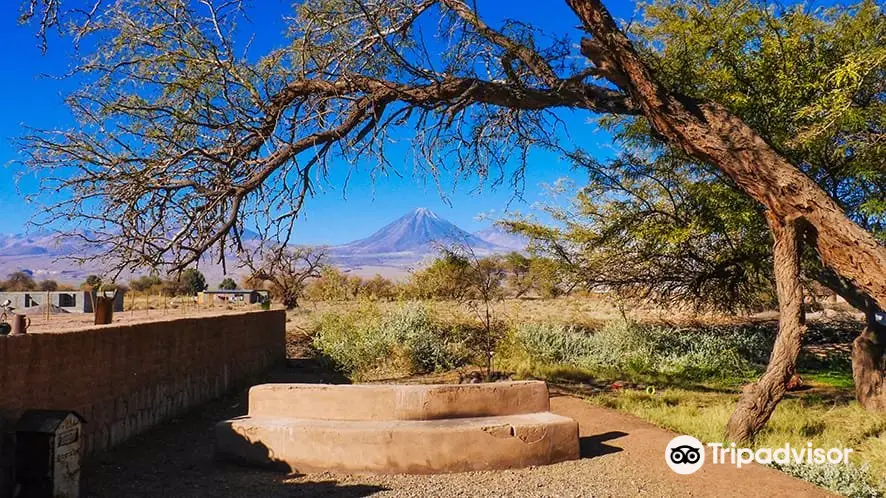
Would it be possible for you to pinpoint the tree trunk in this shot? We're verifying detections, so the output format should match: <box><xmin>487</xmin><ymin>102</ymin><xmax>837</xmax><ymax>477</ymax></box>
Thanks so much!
<box><xmin>566</xmin><ymin>0</ymin><xmax>886</xmax><ymax>418</ymax></box>
<box><xmin>726</xmin><ymin>213</ymin><xmax>806</xmax><ymax>442</ymax></box>
<box><xmin>282</xmin><ymin>292</ymin><xmax>298</xmax><ymax>310</ymax></box>
<box><xmin>853</xmin><ymin>305</ymin><xmax>886</xmax><ymax>410</ymax></box>
<box><xmin>566</xmin><ymin>0</ymin><xmax>886</xmax><ymax>311</ymax></box>
<box><xmin>92</xmin><ymin>291</ymin><xmax>117</xmax><ymax>325</ymax></box>
<box><xmin>813</xmin><ymin>268</ymin><xmax>886</xmax><ymax>410</ymax></box>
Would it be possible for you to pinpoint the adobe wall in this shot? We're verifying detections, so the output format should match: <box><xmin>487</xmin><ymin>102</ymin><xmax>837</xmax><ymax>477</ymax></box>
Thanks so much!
<box><xmin>0</xmin><ymin>310</ymin><xmax>285</xmax><ymax>455</ymax></box>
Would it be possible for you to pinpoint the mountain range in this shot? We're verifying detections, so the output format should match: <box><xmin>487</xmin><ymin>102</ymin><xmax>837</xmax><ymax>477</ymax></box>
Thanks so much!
<box><xmin>0</xmin><ymin>208</ymin><xmax>526</xmax><ymax>283</ymax></box>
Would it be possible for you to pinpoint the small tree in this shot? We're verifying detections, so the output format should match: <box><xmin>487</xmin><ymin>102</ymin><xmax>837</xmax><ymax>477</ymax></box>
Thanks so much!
<box><xmin>4</xmin><ymin>271</ymin><xmax>37</xmax><ymax>291</ymax></box>
<box><xmin>179</xmin><ymin>268</ymin><xmax>207</xmax><ymax>296</ymax></box>
<box><xmin>244</xmin><ymin>246</ymin><xmax>325</xmax><ymax>309</ymax></box>
<box><xmin>359</xmin><ymin>274</ymin><xmax>397</xmax><ymax>301</ymax></box>
<box><xmin>129</xmin><ymin>274</ymin><xmax>162</xmax><ymax>293</ymax></box>
<box><xmin>305</xmin><ymin>266</ymin><xmax>361</xmax><ymax>301</ymax></box>
<box><xmin>408</xmin><ymin>253</ymin><xmax>472</xmax><ymax>300</ymax></box>
<box><xmin>82</xmin><ymin>275</ymin><xmax>102</xmax><ymax>291</ymax></box>
<box><xmin>466</xmin><ymin>255</ymin><xmax>507</xmax><ymax>378</ymax></box>
<box><xmin>38</xmin><ymin>280</ymin><xmax>59</xmax><ymax>291</ymax></box>
<box><xmin>502</xmin><ymin>252</ymin><xmax>532</xmax><ymax>298</ymax></box>
<box><xmin>432</xmin><ymin>246</ymin><xmax>506</xmax><ymax>378</ymax></box>
<box><xmin>218</xmin><ymin>277</ymin><xmax>238</xmax><ymax>290</ymax></box>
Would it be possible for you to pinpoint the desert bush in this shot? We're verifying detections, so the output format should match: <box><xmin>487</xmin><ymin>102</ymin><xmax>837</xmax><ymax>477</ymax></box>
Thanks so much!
<box><xmin>771</xmin><ymin>462</ymin><xmax>883</xmax><ymax>498</ymax></box>
<box><xmin>509</xmin><ymin>320</ymin><xmax>771</xmax><ymax>381</ymax></box>
<box><xmin>1</xmin><ymin>271</ymin><xmax>37</xmax><ymax>291</ymax></box>
<box><xmin>130</xmin><ymin>274</ymin><xmax>162</xmax><ymax>292</ymax></box>
<box><xmin>310</xmin><ymin>303</ymin><xmax>388</xmax><ymax>376</ymax></box>
<box><xmin>311</xmin><ymin>302</ymin><xmax>471</xmax><ymax>379</ymax></box>
<box><xmin>406</xmin><ymin>253</ymin><xmax>472</xmax><ymax>300</ymax></box>
<box><xmin>381</xmin><ymin>303</ymin><xmax>471</xmax><ymax>373</ymax></box>
<box><xmin>514</xmin><ymin>323</ymin><xmax>596</xmax><ymax>364</ymax></box>
<box><xmin>305</xmin><ymin>266</ymin><xmax>362</xmax><ymax>301</ymax></box>
<box><xmin>358</xmin><ymin>274</ymin><xmax>398</xmax><ymax>301</ymax></box>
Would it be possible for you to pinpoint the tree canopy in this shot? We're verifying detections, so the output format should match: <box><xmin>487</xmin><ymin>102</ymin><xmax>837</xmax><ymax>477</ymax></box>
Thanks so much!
<box><xmin>506</xmin><ymin>0</ymin><xmax>884</xmax><ymax>312</ymax></box>
<box><xmin>16</xmin><ymin>0</ymin><xmax>886</xmax><ymax>436</ymax></box>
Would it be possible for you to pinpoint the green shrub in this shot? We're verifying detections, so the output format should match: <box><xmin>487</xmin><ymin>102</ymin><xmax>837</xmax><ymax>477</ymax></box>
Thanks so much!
<box><xmin>311</xmin><ymin>303</ymin><xmax>387</xmax><ymax>376</ymax></box>
<box><xmin>379</xmin><ymin>303</ymin><xmax>470</xmax><ymax>373</ymax></box>
<box><xmin>510</xmin><ymin>320</ymin><xmax>769</xmax><ymax>382</ymax></box>
<box><xmin>514</xmin><ymin>323</ymin><xmax>596</xmax><ymax>364</ymax></box>
<box><xmin>311</xmin><ymin>302</ymin><xmax>471</xmax><ymax>379</ymax></box>
<box><xmin>771</xmin><ymin>462</ymin><xmax>883</xmax><ymax>498</ymax></box>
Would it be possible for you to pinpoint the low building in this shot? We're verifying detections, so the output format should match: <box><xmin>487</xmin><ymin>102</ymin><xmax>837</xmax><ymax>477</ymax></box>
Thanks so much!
<box><xmin>197</xmin><ymin>289</ymin><xmax>269</xmax><ymax>305</ymax></box>
<box><xmin>0</xmin><ymin>291</ymin><xmax>125</xmax><ymax>314</ymax></box>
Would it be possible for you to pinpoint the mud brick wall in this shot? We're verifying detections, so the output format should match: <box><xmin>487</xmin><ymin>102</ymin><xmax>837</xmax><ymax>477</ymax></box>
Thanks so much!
<box><xmin>0</xmin><ymin>310</ymin><xmax>285</xmax><ymax>455</ymax></box>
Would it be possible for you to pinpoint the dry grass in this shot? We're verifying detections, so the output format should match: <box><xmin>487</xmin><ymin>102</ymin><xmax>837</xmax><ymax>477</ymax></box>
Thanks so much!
<box><xmin>287</xmin><ymin>295</ymin><xmax>786</xmax><ymax>332</ymax></box>
<box><xmin>288</xmin><ymin>296</ymin><xmax>883</xmax><ymax>494</ymax></box>
<box><xmin>24</xmin><ymin>295</ymin><xmax>267</xmax><ymax>333</ymax></box>
<box><xmin>589</xmin><ymin>388</ymin><xmax>886</xmax><ymax>492</ymax></box>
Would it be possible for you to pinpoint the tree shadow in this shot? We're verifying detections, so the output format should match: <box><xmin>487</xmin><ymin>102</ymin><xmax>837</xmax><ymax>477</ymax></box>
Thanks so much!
<box><xmin>579</xmin><ymin>431</ymin><xmax>628</xmax><ymax>458</ymax></box>
<box><xmin>82</xmin><ymin>358</ymin><xmax>363</xmax><ymax>497</ymax></box>
<box><xmin>266</xmin><ymin>357</ymin><xmax>351</xmax><ymax>385</ymax></box>
<box><xmin>280</xmin><ymin>480</ymin><xmax>388</xmax><ymax>497</ymax></box>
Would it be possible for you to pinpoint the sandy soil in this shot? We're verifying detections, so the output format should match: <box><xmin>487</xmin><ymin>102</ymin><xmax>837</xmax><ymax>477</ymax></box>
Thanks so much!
<box><xmin>16</xmin><ymin>305</ymin><xmax>269</xmax><ymax>333</ymax></box>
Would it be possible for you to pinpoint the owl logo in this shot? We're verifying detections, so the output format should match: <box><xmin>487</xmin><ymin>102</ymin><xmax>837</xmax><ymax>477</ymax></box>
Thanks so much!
<box><xmin>665</xmin><ymin>435</ymin><xmax>705</xmax><ymax>474</ymax></box>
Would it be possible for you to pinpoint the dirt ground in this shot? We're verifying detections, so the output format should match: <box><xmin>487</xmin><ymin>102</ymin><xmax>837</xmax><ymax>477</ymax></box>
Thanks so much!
<box><xmin>82</xmin><ymin>356</ymin><xmax>834</xmax><ymax>497</ymax></box>
<box><xmin>20</xmin><ymin>305</ymin><xmax>266</xmax><ymax>333</ymax></box>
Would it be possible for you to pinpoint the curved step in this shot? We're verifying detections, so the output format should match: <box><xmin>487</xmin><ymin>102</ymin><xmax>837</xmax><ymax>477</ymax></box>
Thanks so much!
<box><xmin>215</xmin><ymin>412</ymin><xmax>579</xmax><ymax>474</ymax></box>
<box><xmin>247</xmin><ymin>381</ymin><xmax>551</xmax><ymax>421</ymax></box>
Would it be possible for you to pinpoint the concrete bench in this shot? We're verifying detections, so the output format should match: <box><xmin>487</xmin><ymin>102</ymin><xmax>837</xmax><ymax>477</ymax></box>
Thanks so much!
<box><xmin>215</xmin><ymin>381</ymin><xmax>579</xmax><ymax>474</ymax></box>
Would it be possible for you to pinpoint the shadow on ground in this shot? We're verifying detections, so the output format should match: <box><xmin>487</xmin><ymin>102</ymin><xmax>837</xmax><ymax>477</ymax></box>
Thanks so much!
<box><xmin>83</xmin><ymin>356</ymin><xmax>365</xmax><ymax>498</ymax></box>
<box><xmin>579</xmin><ymin>431</ymin><xmax>627</xmax><ymax>458</ymax></box>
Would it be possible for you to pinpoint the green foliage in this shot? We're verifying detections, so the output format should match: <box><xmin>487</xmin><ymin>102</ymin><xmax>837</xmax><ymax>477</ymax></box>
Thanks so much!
<box><xmin>528</xmin><ymin>256</ymin><xmax>568</xmax><ymax>298</ymax></box>
<box><xmin>178</xmin><ymin>268</ymin><xmax>207</xmax><ymax>296</ymax></box>
<box><xmin>512</xmin><ymin>323</ymin><xmax>597</xmax><ymax>365</ymax></box>
<box><xmin>359</xmin><ymin>274</ymin><xmax>398</xmax><ymax>301</ymax></box>
<box><xmin>407</xmin><ymin>252</ymin><xmax>473</xmax><ymax>300</ymax></box>
<box><xmin>507</xmin><ymin>0</ymin><xmax>884</xmax><ymax>310</ymax></box>
<box><xmin>311</xmin><ymin>304</ymin><xmax>387</xmax><ymax>376</ymax></box>
<box><xmin>502</xmin><ymin>252</ymin><xmax>532</xmax><ymax>297</ymax></box>
<box><xmin>635</xmin><ymin>0</ymin><xmax>885</xmax><ymax>232</ymax></box>
<box><xmin>130</xmin><ymin>274</ymin><xmax>162</xmax><ymax>292</ymax></box>
<box><xmin>82</xmin><ymin>274</ymin><xmax>102</xmax><ymax>291</ymax></box>
<box><xmin>305</xmin><ymin>266</ymin><xmax>362</xmax><ymax>301</ymax></box>
<box><xmin>406</xmin><ymin>250</ymin><xmax>562</xmax><ymax>301</ymax></box>
<box><xmin>771</xmin><ymin>462</ymin><xmax>883</xmax><ymax>498</ymax></box>
<box><xmin>507</xmin><ymin>320</ymin><xmax>771</xmax><ymax>382</ymax></box>
<box><xmin>301</xmin><ymin>269</ymin><xmax>399</xmax><ymax>302</ymax></box>
<box><xmin>311</xmin><ymin>302</ymin><xmax>471</xmax><ymax>380</ymax></box>
<box><xmin>218</xmin><ymin>277</ymin><xmax>238</xmax><ymax>290</ymax></box>
<box><xmin>506</xmin><ymin>159</ymin><xmax>773</xmax><ymax>311</ymax></box>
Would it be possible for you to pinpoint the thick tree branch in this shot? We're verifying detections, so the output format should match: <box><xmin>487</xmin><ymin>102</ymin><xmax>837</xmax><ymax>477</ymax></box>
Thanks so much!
<box><xmin>565</xmin><ymin>0</ymin><xmax>886</xmax><ymax>310</ymax></box>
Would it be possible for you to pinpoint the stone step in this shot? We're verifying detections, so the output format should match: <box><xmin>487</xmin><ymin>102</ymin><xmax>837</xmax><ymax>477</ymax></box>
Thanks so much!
<box><xmin>247</xmin><ymin>381</ymin><xmax>551</xmax><ymax>421</ymax></box>
<box><xmin>215</xmin><ymin>412</ymin><xmax>579</xmax><ymax>474</ymax></box>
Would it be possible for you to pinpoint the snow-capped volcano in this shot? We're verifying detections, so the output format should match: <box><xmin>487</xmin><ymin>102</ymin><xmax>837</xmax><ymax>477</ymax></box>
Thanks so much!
<box><xmin>332</xmin><ymin>208</ymin><xmax>499</xmax><ymax>255</ymax></box>
<box><xmin>0</xmin><ymin>209</ymin><xmax>524</xmax><ymax>282</ymax></box>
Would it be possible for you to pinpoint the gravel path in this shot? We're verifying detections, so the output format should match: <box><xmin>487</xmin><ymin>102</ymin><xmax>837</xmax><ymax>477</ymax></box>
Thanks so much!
<box><xmin>83</xmin><ymin>360</ymin><xmax>831</xmax><ymax>497</ymax></box>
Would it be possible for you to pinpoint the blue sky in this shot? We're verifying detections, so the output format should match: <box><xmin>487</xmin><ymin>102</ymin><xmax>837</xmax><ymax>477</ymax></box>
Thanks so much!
<box><xmin>1</xmin><ymin>1</ymin><xmax>639</xmax><ymax>244</ymax></box>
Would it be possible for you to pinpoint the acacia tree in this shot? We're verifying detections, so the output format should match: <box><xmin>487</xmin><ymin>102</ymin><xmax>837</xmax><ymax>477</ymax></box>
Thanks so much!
<box><xmin>18</xmin><ymin>0</ymin><xmax>885</xmax><ymax>440</ymax></box>
<box><xmin>244</xmin><ymin>246</ymin><xmax>325</xmax><ymax>309</ymax></box>
<box><xmin>505</xmin><ymin>154</ymin><xmax>774</xmax><ymax>312</ymax></box>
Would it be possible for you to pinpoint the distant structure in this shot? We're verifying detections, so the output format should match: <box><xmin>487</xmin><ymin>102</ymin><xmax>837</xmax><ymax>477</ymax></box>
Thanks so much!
<box><xmin>0</xmin><ymin>291</ymin><xmax>125</xmax><ymax>314</ymax></box>
<box><xmin>197</xmin><ymin>290</ymin><xmax>269</xmax><ymax>305</ymax></box>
